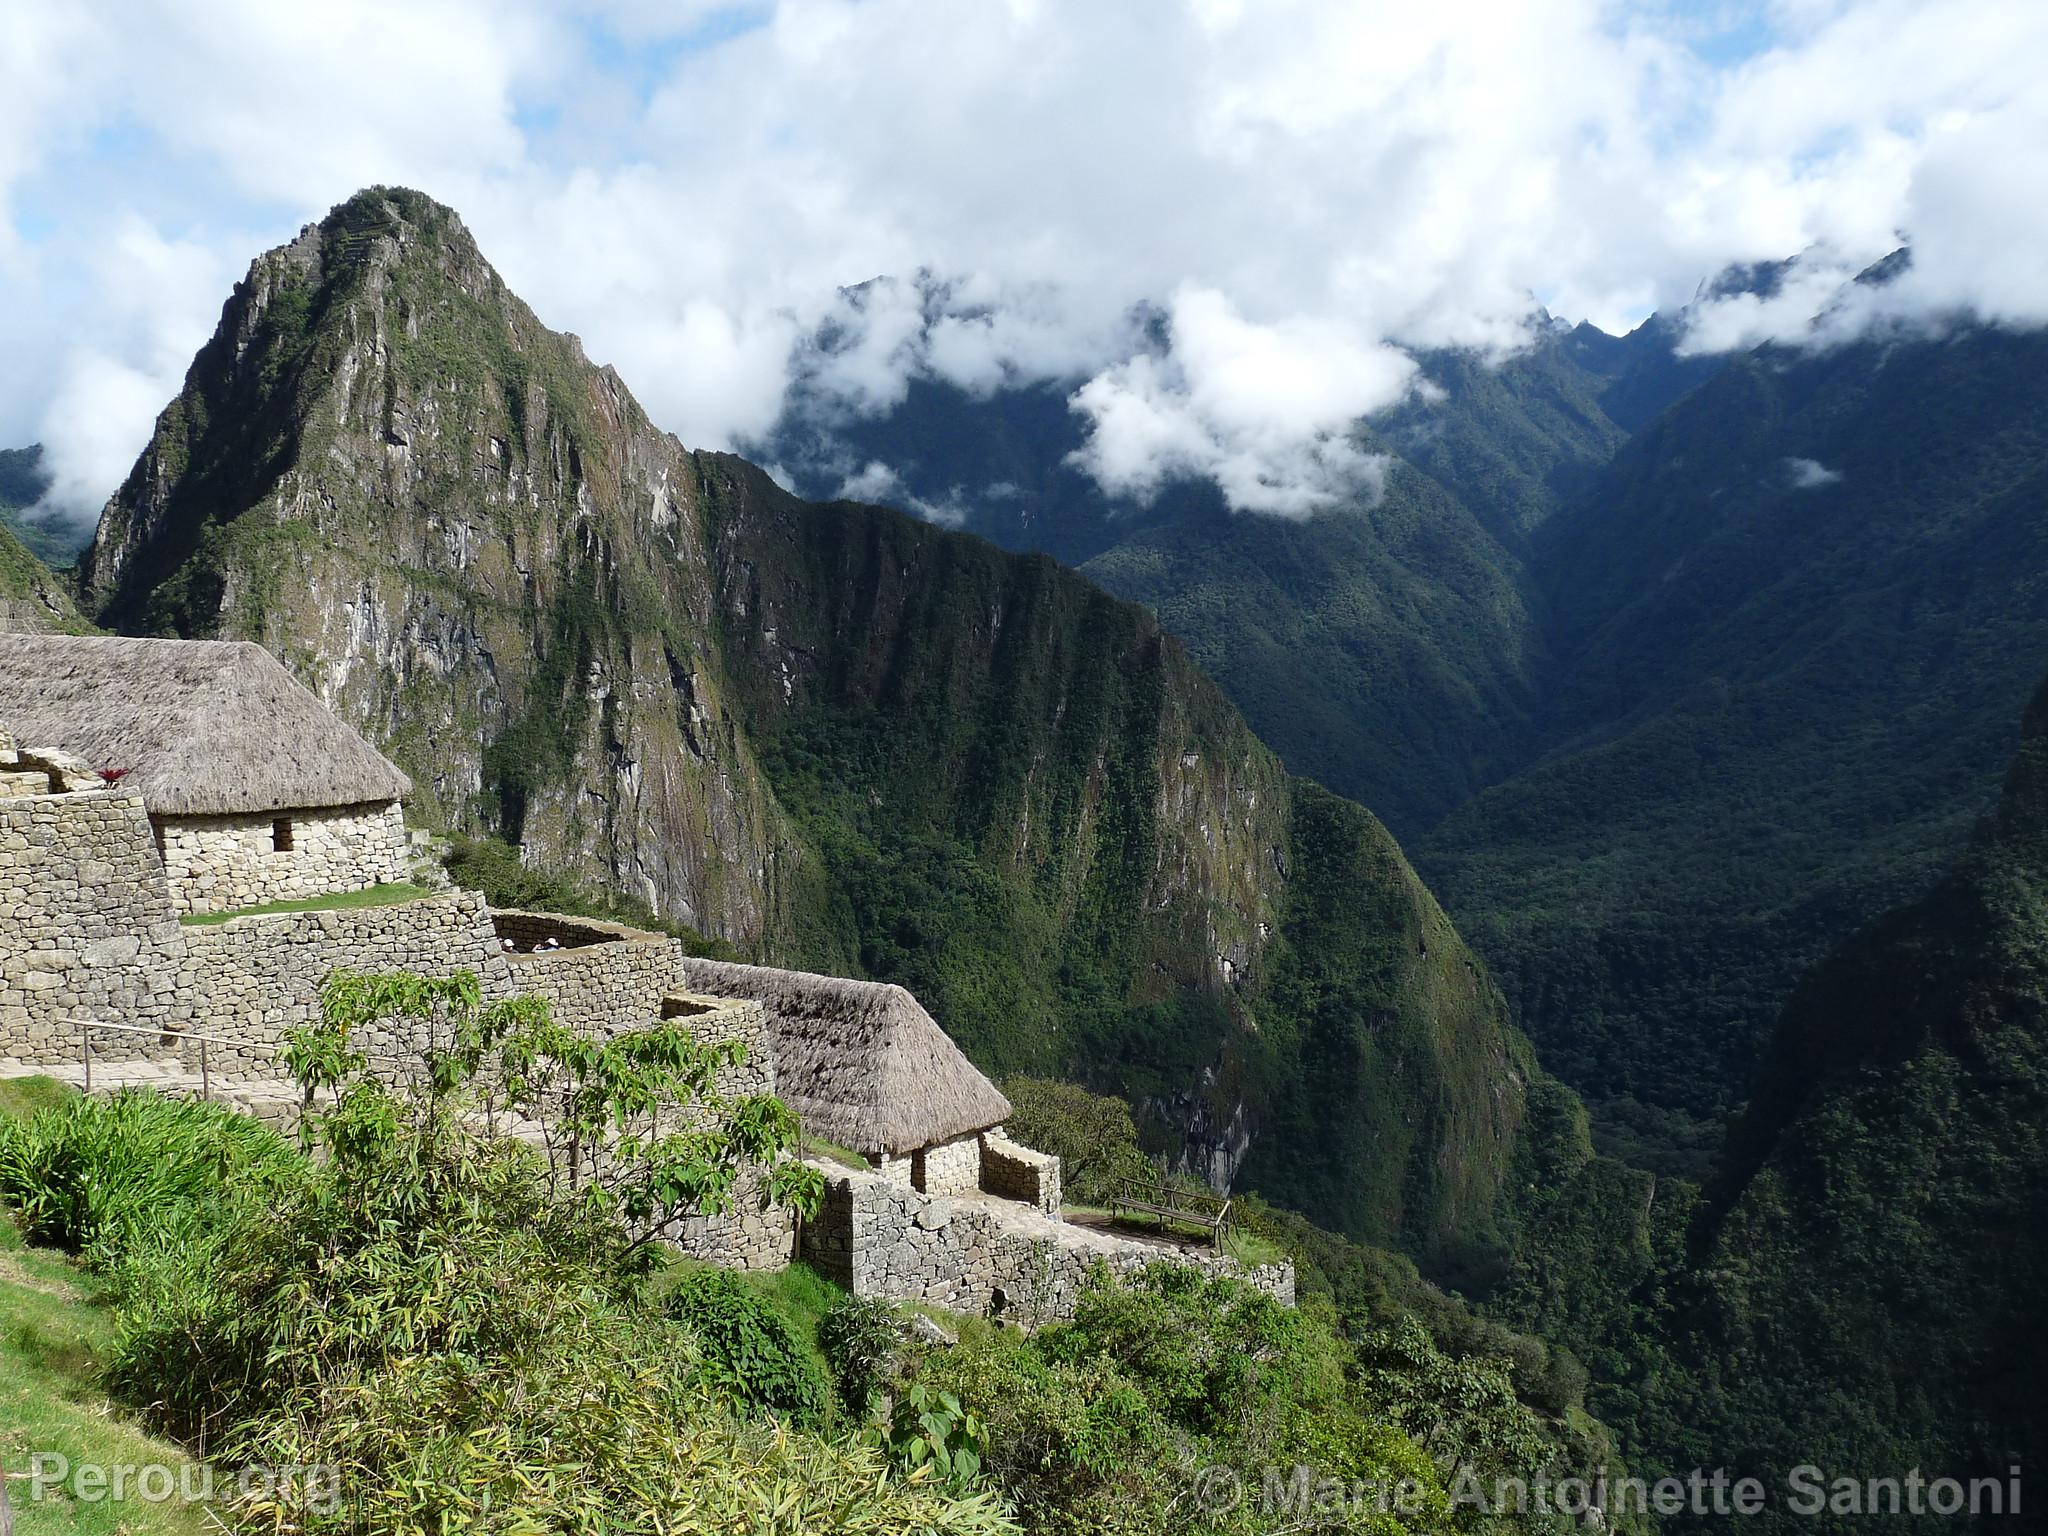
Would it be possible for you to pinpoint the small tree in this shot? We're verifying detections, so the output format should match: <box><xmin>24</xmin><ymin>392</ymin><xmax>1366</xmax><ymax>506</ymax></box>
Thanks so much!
<box><xmin>999</xmin><ymin>1077</ymin><xmax>1155</xmax><ymax>1205</ymax></box>
<box><xmin>289</xmin><ymin>969</ymin><xmax>822</xmax><ymax>1247</ymax></box>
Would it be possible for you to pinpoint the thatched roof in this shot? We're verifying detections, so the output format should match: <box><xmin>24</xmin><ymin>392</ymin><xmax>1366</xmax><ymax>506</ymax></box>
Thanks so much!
<box><xmin>680</xmin><ymin>958</ymin><xmax>1012</xmax><ymax>1157</ymax></box>
<box><xmin>0</xmin><ymin>634</ymin><xmax>411</xmax><ymax>816</ymax></box>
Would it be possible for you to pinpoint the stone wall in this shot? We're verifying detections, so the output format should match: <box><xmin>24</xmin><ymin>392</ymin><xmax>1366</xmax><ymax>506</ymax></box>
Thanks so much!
<box><xmin>497</xmin><ymin>911</ymin><xmax>683</xmax><ymax>1036</ymax></box>
<box><xmin>156</xmin><ymin>800</ymin><xmax>410</xmax><ymax>915</ymax></box>
<box><xmin>167</xmin><ymin>890</ymin><xmax>521</xmax><ymax>1079</ymax></box>
<box><xmin>0</xmin><ymin>804</ymin><xmax>766</xmax><ymax>1092</ymax></box>
<box><xmin>872</xmin><ymin>1150</ymin><xmax>916</xmax><ymax>1189</ymax></box>
<box><xmin>662</xmin><ymin>991</ymin><xmax>776</xmax><ymax>1099</ymax></box>
<box><xmin>802</xmin><ymin>1165</ymin><xmax>1293</xmax><ymax>1323</ymax></box>
<box><xmin>980</xmin><ymin>1128</ymin><xmax>1062</xmax><ymax>1214</ymax></box>
<box><xmin>0</xmin><ymin>864</ymin><xmax>677</xmax><ymax>1079</ymax></box>
<box><xmin>651</xmin><ymin>991</ymin><xmax>792</xmax><ymax>1269</ymax></box>
<box><xmin>919</xmin><ymin>1131</ymin><xmax>983</xmax><ymax>1196</ymax></box>
<box><xmin>662</xmin><ymin>1166</ymin><xmax>800</xmax><ymax>1271</ymax></box>
<box><xmin>492</xmin><ymin>911</ymin><xmax>632</xmax><ymax>951</ymax></box>
<box><xmin>0</xmin><ymin>790</ymin><xmax>192</xmax><ymax>1063</ymax></box>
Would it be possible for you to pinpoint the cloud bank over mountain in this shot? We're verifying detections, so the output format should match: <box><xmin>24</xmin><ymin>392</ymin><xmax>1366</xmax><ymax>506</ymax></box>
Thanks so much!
<box><xmin>3</xmin><ymin>0</ymin><xmax>2045</xmax><ymax>523</ymax></box>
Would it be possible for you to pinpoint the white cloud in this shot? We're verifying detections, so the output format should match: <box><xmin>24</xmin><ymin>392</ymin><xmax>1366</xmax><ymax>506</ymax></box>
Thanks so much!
<box><xmin>835</xmin><ymin>460</ymin><xmax>902</xmax><ymax>501</ymax></box>
<box><xmin>831</xmin><ymin>459</ymin><xmax>969</xmax><ymax>526</ymax></box>
<box><xmin>1677</xmin><ymin>252</ymin><xmax>1867</xmax><ymax>355</ymax></box>
<box><xmin>1</xmin><ymin>0</ymin><xmax>2045</xmax><ymax>524</ymax></box>
<box><xmin>22</xmin><ymin>217</ymin><xmax>242</xmax><ymax>525</ymax></box>
<box><xmin>1067</xmin><ymin>285</ymin><xmax>1412</xmax><ymax>515</ymax></box>
<box><xmin>1785</xmin><ymin>456</ymin><xmax>1843</xmax><ymax>488</ymax></box>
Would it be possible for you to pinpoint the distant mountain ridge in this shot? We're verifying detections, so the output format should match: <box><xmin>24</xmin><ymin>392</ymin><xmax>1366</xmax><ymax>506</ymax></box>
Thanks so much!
<box><xmin>0</xmin><ymin>445</ymin><xmax>89</xmax><ymax>571</ymax></box>
<box><xmin>0</xmin><ymin>518</ymin><xmax>85</xmax><ymax>634</ymax></box>
<box><xmin>758</xmin><ymin>257</ymin><xmax>2048</xmax><ymax>1170</ymax></box>
<box><xmin>1426</xmin><ymin>314</ymin><xmax>2048</xmax><ymax>1154</ymax></box>
<box><xmin>75</xmin><ymin>186</ymin><xmax>1599</xmax><ymax>1269</ymax></box>
<box><xmin>755</xmin><ymin>292</ymin><xmax>1728</xmax><ymax>847</ymax></box>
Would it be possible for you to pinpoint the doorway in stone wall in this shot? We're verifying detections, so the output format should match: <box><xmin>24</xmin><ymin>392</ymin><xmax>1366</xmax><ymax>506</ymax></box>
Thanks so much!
<box><xmin>911</xmin><ymin>1148</ymin><xmax>927</xmax><ymax>1193</ymax></box>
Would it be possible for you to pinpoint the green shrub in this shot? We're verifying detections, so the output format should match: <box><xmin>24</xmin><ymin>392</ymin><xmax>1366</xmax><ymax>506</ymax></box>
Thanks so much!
<box><xmin>820</xmin><ymin>1293</ymin><xmax>900</xmax><ymax>1419</ymax></box>
<box><xmin>883</xmin><ymin>1382</ymin><xmax>989</xmax><ymax>1488</ymax></box>
<box><xmin>667</xmin><ymin>1268</ymin><xmax>831</xmax><ymax>1426</ymax></box>
<box><xmin>999</xmin><ymin>1077</ymin><xmax>1156</xmax><ymax>1206</ymax></box>
<box><xmin>0</xmin><ymin>1089</ymin><xmax>296</xmax><ymax>1271</ymax></box>
<box><xmin>98</xmin><ymin>981</ymin><xmax>1008</xmax><ymax>1534</ymax></box>
<box><xmin>81</xmin><ymin>978</ymin><xmax>1007</xmax><ymax>1531</ymax></box>
<box><xmin>921</xmin><ymin>1265</ymin><xmax>1446</xmax><ymax>1535</ymax></box>
<box><xmin>917</xmin><ymin>1324</ymin><xmax>1163</xmax><ymax>1530</ymax></box>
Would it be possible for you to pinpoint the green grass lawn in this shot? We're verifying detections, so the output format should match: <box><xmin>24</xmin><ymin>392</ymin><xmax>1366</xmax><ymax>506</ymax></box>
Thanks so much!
<box><xmin>0</xmin><ymin>1076</ymin><xmax>70</xmax><ymax>1123</ymax></box>
<box><xmin>0</xmin><ymin>1081</ymin><xmax>211</xmax><ymax>1536</ymax></box>
<box><xmin>179</xmin><ymin>881</ymin><xmax>434</xmax><ymax>927</ymax></box>
<box><xmin>801</xmin><ymin>1135</ymin><xmax>871</xmax><ymax>1171</ymax></box>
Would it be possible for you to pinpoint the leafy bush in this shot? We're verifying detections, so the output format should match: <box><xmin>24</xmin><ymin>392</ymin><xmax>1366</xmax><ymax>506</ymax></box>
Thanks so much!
<box><xmin>883</xmin><ymin>1383</ymin><xmax>989</xmax><ymax>1488</ymax></box>
<box><xmin>95</xmin><ymin>970</ymin><xmax>1006</xmax><ymax>1534</ymax></box>
<box><xmin>666</xmin><ymin>1268</ymin><xmax>830</xmax><ymax>1426</ymax></box>
<box><xmin>820</xmin><ymin>1293</ymin><xmax>901</xmax><ymax>1419</ymax></box>
<box><xmin>1234</xmin><ymin>1192</ymin><xmax>1593</xmax><ymax>1417</ymax></box>
<box><xmin>920</xmin><ymin>1264</ymin><xmax>1446</xmax><ymax>1535</ymax></box>
<box><xmin>999</xmin><ymin>1077</ymin><xmax>1155</xmax><ymax>1206</ymax></box>
<box><xmin>914</xmin><ymin>1324</ymin><xmax>1162</xmax><ymax>1531</ymax></box>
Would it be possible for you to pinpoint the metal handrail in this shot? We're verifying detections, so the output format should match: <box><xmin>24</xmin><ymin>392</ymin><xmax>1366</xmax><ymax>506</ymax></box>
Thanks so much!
<box><xmin>61</xmin><ymin>1016</ymin><xmax>264</xmax><ymax>1101</ymax></box>
<box><xmin>61</xmin><ymin>1017</ymin><xmax>251</xmax><ymax>1049</ymax></box>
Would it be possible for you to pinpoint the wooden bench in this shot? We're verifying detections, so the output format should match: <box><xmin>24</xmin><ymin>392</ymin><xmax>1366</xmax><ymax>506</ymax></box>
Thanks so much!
<box><xmin>1109</xmin><ymin>1175</ymin><xmax>1233</xmax><ymax>1252</ymax></box>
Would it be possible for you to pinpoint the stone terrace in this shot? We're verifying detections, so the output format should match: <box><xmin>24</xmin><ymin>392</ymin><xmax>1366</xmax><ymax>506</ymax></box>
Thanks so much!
<box><xmin>0</xmin><ymin>771</ymin><xmax>1293</xmax><ymax>1318</ymax></box>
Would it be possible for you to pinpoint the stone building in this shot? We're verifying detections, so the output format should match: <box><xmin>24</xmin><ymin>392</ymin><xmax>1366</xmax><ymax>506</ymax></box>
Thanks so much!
<box><xmin>0</xmin><ymin>634</ymin><xmax>412</xmax><ymax>914</ymax></box>
<box><xmin>680</xmin><ymin>958</ymin><xmax>1057</xmax><ymax>1208</ymax></box>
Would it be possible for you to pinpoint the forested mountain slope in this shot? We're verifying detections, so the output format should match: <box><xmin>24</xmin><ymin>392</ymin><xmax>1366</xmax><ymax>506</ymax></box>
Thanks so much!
<box><xmin>1422</xmin><ymin>319</ymin><xmax>2048</xmax><ymax>1157</ymax></box>
<box><xmin>0</xmin><ymin>519</ymin><xmax>85</xmax><ymax>635</ymax></box>
<box><xmin>1598</xmin><ymin>678</ymin><xmax>2048</xmax><ymax>1532</ymax></box>
<box><xmin>768</xmin><ymin>274</ymin><xmax>2048</xmax><ymax>1177</ymax></box>
<box><xmin>760</xmin><ymin>323</ymin><xmax>1631</xmax><ymax>837</ymax></box>
<box><xmin>0</xmin><ymin>444</ymin><xmax>86</xmax><ymax>571</ymax></box>
<box><xmin>77</xmin><ymin>186</ymin><xmax>1580</xmax><ymax>1268</ymax></box>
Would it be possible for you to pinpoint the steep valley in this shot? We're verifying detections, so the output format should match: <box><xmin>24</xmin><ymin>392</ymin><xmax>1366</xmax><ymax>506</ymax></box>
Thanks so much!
<box><xmin>1423</xmin><ymin>312</ymin><xmax>2048</xmax><ymax>1158</ymax></box>
<box><xmin>764</xmin><ymin>268</ymin><xmax>2048</xmax><ymax>1175</ymax></box>
<box><xmin>1499</xmin><ymin>678</ymin><xmax>2048</xmax><ymax>1532</ymax></box>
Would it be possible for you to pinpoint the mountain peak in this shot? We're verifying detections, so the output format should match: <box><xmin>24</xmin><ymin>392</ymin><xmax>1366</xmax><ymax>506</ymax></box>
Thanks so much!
<box><xmin>67</xmin><ymin>192</ymin><xmax>1571</xmax><ymax>1267</ymax></box>
<box><xmin>317</xmin><ymin>184</ymin><xmax>480</xmax><ymax>260</ymax></box>
<box><xmin>78</xmin><ymin>182</ymin><xmax>646</xmax><ymax>626</ymax></box>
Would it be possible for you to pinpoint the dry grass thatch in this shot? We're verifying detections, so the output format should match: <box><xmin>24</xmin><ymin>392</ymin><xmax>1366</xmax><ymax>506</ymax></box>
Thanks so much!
<box><xmin>0</xmin><ymin>634</ymin><xmax>411</xmax><ymax>816</ymax></box>
<box><xmin>680</xmin><ymin>958</ymin><xmax>1012</xmax><ymax>1158</ymax></box>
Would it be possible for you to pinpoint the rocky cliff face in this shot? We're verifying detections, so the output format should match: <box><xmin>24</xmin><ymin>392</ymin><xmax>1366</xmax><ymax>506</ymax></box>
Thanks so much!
<box><xmin>79</xmin><ymin>188</ymin><xmax>1569</xmax><ymax>1265</ymax></box>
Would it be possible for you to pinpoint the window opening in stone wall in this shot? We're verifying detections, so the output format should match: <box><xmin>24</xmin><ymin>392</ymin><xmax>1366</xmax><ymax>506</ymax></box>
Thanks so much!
<box><xmin>272</xmin><ymin>817</ymin><xmax>294</xmax><ymax>853</ymax></box>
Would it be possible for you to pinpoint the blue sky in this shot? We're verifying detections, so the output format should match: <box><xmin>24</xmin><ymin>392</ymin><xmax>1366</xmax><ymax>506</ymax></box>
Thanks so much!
<box><xmin>3</xmin><ymin>0</ymin><xmax>2043</xmax><ymax>523</ymax></box>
